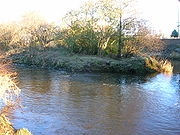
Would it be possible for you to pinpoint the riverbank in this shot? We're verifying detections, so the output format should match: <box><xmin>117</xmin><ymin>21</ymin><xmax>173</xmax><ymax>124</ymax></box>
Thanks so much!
<box><xmin>5</xmin><ymin>47</ymin><xmax>172</xmax><ymax>74</ymax></box>
<box><xmin>161</xmin><ymin>39</ymin><xmax>180</xmax><ymax>60</ymax></box>
<box><xmin>0</xmin><ymin>114</ymin><xmax>31</xmax><ymax>135</ymax></box>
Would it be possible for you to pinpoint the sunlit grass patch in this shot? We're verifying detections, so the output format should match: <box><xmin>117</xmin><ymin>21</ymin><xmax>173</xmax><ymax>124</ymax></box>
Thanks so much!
<box><xmin>145</xmin><ymin>57</ymin><xmax>173</xmax><ymax>74</ymax></box>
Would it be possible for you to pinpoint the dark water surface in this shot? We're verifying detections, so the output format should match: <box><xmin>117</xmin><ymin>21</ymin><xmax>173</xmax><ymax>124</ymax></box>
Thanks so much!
<box><xmin>9</xmin><ymin>64</ymin><xmax>180</xmax><ymax>135</ymax></box>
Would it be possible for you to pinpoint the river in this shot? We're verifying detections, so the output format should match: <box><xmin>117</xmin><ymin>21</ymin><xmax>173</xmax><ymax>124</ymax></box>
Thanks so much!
<box><xmin>4</xmin><ymin>62</ymin><xmax>180</xmax><ymax>135</ymax></box>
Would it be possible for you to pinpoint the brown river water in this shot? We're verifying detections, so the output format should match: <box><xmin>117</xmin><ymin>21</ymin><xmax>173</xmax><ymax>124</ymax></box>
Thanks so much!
<box><xmin>1</xmin><ymin>61</ymin><xmax>180</xmax><ymax>135</ymax></box>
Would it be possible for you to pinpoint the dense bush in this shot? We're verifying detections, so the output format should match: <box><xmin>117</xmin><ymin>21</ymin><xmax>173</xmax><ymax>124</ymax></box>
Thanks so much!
<box><xmin>0</xmin><ymin>0</ymin><xmax>165</xmax><ymax>58</ymax></box>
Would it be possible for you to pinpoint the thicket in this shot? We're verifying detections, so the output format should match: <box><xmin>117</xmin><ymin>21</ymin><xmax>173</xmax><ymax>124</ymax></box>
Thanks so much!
<box><xmin>0</xmin><ymin>0</ymin><xmax>164</xmax><ymax>58</ymax></box>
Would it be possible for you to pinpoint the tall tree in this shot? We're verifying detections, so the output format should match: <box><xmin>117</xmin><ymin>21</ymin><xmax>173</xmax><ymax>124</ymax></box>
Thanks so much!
<box><xmin>20</xmin><ymin>12</ymin><xmax>56</xmax><ymax>47</ymax></box>
<box><xmin>112</xmin><ymin>0</ymin><xmax>137</xmax><ymax>57</ymax></box>
<box><xmin>62</xmin><ymin>0</ymin><xmax>138</xmax><ymax>56</ymax></box>
<box><xmin>171</xmin><ymin>29</ymin><xmax>178</xmax><ymax>38</ymax></box>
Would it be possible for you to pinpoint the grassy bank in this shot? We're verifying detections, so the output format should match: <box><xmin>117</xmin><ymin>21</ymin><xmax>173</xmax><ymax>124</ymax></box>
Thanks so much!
<box><xmin>6</xmin><ymin>47</ymin><xmax>172</xmax><ymax>74</ymax></box>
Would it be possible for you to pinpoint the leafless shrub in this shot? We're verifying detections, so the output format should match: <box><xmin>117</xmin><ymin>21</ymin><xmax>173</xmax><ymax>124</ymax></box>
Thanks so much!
<box><xmin>0</xmin><ymin>59</ymin><xmax>20</xmax><ymax>105</ymax></box>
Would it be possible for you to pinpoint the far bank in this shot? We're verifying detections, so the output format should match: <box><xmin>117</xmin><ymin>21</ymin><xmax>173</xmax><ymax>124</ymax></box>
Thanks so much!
<box><xmin>6</xmin><ymin>47</ymin><xmax>173</xmax><ymax>74</ymax></box>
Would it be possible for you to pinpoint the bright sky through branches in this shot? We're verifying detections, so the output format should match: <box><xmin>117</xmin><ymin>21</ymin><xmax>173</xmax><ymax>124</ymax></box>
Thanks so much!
<box><xmin>0</xmin><ymin>0</ymin><xmax>179</xmax><ymax>37</ymax></box>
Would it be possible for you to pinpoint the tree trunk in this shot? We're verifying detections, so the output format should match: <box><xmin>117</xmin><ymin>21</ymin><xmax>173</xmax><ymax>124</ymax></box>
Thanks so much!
<box><xmin>117</xmin><ymin>15</ymin><xmax>123</xmax><ymax>58</ymax></box>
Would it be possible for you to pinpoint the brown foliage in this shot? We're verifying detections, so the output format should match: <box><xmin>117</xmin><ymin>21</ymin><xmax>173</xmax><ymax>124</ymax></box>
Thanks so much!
<box><xmin>123</xmin><ymin>33</ymin><xmax>165</xmax><ymax>57</ymax></box>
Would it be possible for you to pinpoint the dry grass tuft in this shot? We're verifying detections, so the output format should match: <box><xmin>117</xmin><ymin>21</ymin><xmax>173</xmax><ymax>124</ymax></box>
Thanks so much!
<box><xmin>0</xmin><ymin>114</ymin><xmax>32</xmax><ymax>135</ymax></box>
<box><xmin>145</xmin><ymin>57</ymin><xmax>173</xmax><ymax>74</ymax></box>
<box><xmin>0</xmin><ymin>58</ymin><xmax>21</xmax><ymax>105</ymax></box>
<box><xmin>0</xmin><ymin>114</ymin><xmax>14</xmax><ymax>134</ymax></box>
<box><xmin>0</xmin><ymin>58</ymin><xmax>32</xmax><ymax>134</ymax></box>
<box><xmin>15</xmin><ymin>128</ymin><xmax>32</xmax><ymax>135</ymax></box>
<box><xmin>0</xmin><ymin>56</ymin><xmax>32</xmax><ymax>135</ymax></box>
